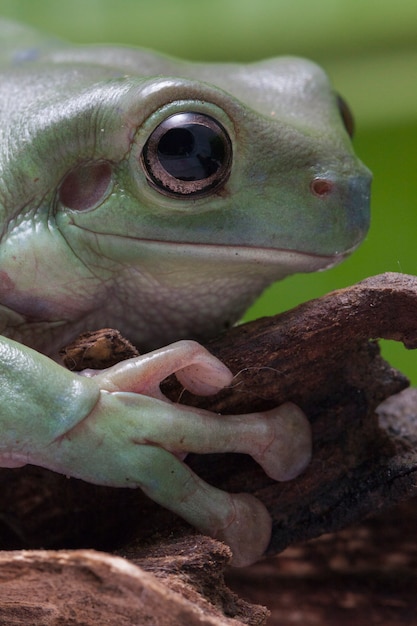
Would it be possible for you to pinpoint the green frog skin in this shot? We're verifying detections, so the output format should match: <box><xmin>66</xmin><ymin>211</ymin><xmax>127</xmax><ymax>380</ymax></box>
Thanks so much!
<box><xmin>0</xmin><ymin>19</ymin><xmax>371</xmax><ymax>566</ymax></box>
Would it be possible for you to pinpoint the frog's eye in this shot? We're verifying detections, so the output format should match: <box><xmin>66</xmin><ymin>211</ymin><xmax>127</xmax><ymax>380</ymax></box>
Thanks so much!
<box><xmin>58</xmin><ymin>161</ymin><xmax>113</xmax><ymax>211</ymax></box>
<box><xmin>337</xmin><ymin>95</ymin><xmax>355</xmax><ymax>138</ymax></box>
<box><xmin>141</xmin><ymin>112</ymin><xmax>232</xmax><ymax>198</ymax></box>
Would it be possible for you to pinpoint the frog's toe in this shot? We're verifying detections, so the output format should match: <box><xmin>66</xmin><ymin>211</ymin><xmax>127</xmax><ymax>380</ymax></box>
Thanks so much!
<box><xmin>253</xmin><ymin>402</ymin><xmax>312</xmax><ymax>481</ymax></box>
<box><xmin>212</xmin><ymin>493</ymin><xmax>272</xmax><ymax>568</ymax></box>
<box><xmin>172</xmin><ymin>342</ymin><xmax>233</xmax><ymax>396</ymax></box>
<box><xmin>92</xmin><ymin>339</ymin><xmax>232</xmax><ymax>398</ymax></box>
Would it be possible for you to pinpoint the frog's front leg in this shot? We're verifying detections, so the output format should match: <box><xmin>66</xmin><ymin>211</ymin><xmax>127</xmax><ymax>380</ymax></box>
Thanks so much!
<box><xmin>0</xmin><ymin>337</ymin><xmax>311</xmax><ymax>566</ymax></box>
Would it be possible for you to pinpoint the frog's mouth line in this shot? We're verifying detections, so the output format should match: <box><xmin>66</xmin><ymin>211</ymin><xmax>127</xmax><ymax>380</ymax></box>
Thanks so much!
<box><xmin>72</xmin><ymin>226</ymin><xmax>357</xmax><ymax>273</ymax></box>
<box><xmin>127</xmin><ymin>237</ymin><xmax>356</xmax><ymax>273</ymax></box>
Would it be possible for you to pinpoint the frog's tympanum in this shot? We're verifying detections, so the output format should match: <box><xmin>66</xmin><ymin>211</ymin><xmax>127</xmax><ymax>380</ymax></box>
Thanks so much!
<box><xmin>0</xmin><ymin>19</ymin><xmax>371</xmax><ymax>565</ymax></box>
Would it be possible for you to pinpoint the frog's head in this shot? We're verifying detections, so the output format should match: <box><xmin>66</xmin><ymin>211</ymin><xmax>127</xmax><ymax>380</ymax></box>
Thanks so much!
<box><xmin>0</xmin><ymin>50</ymin><xmax>370</xmax><ymax>351</ymax></box>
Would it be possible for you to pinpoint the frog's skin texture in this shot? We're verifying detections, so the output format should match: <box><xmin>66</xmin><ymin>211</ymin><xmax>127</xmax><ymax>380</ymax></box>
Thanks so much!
<box><xmin>0</xmin><ymin>20</ymin><xmax>371</xmax><ymax>566</ymax></box>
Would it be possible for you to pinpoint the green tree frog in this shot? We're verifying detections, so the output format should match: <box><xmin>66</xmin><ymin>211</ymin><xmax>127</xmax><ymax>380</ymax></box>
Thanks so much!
<box><xmin>0</xmin><ymin>19</ymin><xmax>371</xmax><ymax>566</ymax></box>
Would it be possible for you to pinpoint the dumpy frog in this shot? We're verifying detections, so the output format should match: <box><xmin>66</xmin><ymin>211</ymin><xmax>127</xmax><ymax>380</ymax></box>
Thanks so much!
<box><xmin>0</xmin><ymin>19</ymin><xmax>370</xmax><ymax>565</ymax></box>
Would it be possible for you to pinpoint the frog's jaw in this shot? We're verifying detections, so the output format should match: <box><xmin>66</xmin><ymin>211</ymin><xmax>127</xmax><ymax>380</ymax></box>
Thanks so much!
<box><xmin>0</xmin><ymin>240</ymin><xmax>343</xmax><ymax>358</ymax></box>
<box><xmin>62</xmin><ymin>240</ymin><xmax>347</xmax><ymax>354</ymax></box>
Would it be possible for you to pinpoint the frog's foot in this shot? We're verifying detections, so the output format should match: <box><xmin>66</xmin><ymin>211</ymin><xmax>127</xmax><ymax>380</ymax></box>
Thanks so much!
<box><xmin>23</xmin><ymin>339</ymin><xmax>311</xmax><ymax>566</ymax></box>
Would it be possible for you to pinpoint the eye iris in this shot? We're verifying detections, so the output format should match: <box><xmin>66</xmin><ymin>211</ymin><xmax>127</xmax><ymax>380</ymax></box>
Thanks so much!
<box><xmin>157</xmin><ymin>126</ymin><xmax>225</xmax><ymax>181</ymax></box>
<box><xmin>141</xmin><ymin>112</ymin><xmax>232</xmax><ymax>197</ymax></box>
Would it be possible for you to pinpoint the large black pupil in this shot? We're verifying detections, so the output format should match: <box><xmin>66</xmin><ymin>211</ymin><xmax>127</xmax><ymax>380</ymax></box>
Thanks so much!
<box><xmin>157</xmin><ymin>124</ymin><xmax>224</xmax><ymax>181</ymax></box>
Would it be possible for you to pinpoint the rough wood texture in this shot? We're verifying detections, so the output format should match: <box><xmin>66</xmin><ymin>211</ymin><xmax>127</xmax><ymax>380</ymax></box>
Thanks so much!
<box><xmin>1</xmin><ymin>272</ymin><xmax>417</xmax><ymax>624</ymax></box>
<box><xmin>0</xmin><ymin>544</ymin><xmax>268</xmax><ymax>626</ymax></box>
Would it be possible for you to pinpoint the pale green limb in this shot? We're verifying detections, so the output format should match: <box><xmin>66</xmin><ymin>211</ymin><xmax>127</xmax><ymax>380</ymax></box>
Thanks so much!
<box><xmin>0</xmin><ymin>336</ymin><xmax>311</xmax><ymax>565</ymax></box>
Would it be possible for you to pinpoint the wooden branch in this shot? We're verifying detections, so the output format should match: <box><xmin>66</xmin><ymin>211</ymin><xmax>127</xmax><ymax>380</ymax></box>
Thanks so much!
<box><xmin>0</xmin><ymin>543</ymin><xmax>269</xmax><ymax>626</ymax></box>
<box><xmin>2</xmin><ymin>272</ymin><xmax>417</xmax><ymax>624</ymax></box>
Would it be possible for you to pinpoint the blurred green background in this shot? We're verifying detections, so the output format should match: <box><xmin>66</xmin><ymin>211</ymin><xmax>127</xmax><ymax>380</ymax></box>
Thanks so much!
<box><xmin>1</xmin><ymin>0</ymin><xmax>416</xmax><ymax>382</ymax></box>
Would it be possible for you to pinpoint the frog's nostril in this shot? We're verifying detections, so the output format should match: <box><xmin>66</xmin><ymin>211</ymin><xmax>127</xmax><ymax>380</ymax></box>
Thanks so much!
<box><xmin>310</xmin><ymin>178</ymin><xmax>334</xmax><ymax>197</ymax></box>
